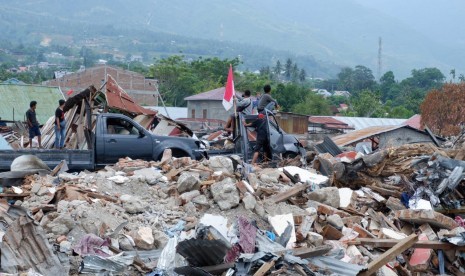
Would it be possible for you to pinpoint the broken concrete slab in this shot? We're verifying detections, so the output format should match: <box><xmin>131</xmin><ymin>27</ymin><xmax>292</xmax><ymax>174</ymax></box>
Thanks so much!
<box><xmin>177</xmin><ymin>172</ymin><xmax>201</xmax><ymax>193</ymax></box>
<box><xmin>208</xmin><ymin>156</ymin><xmax>234</xmax><ymax>174</ymax></box>
<box><xmin>210</xmin><ymin>178</ymin><xmax>240</xmax><ymax>211</ymax></box>
<box><xmin>242</xmin><ymin>192</ymin><xmax>256</xmax><ymax>210</ymax></box>
<box><xmin>307</xmin><ymin>187</ymin><xmax>340</xmax><ymax>208</ymax></box>
<box><xmin>120</xmin><ymin>194</ymin><xmax>146</xmax><ymax>214</ymax></box>
<box><xmin>268</xmin><ymin>213</ymin><xmax>296</xmax><ymax>249</ymax></box>
<box><xmin>130</xmin><ymin>227</ymin><xmax>155</xmax><ymax>250</ymax></box>
<box><xmin>394</xmin><ymin>209</ymin><xmax>459</xmax><ymax>230</ymax></box>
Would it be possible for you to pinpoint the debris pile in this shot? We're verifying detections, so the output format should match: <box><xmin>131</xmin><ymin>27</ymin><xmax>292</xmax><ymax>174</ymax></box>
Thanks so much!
<box><xmin>0</xmin><ymin>141</ymin><xmax>464</xmax><ymax>275</ymax></box>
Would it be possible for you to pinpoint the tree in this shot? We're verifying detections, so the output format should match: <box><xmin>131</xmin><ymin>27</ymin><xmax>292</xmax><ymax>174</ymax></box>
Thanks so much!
<box><xmin>337</xmin><ymin>67</ymin><xmax>354</xmax><ymax>91</ymax></box>
<box><xmin>273</xmin><ymin>60</ymin><xmax>282</xmax><ymax>79</ymax></box>
<box><xmin>284</xmin><ymin>58</ymin><xmax>293</xmax><ymax>81</ymax></box>
<box><xmin>299</xmin><ymin>69</ymin><xmax>306</xmax><ymax>82</ymax></box>
<box><xmin>351</xmin><ymin>89</ymin><xmax>383</xmax><ymax>117</ymax></box>
<box><xmin>379</xmin><ymin>71</ymin><xmax>396</xmax><ymax>101</ymax></box>
<box><xmin>292</xmin><ymin>92</ymin><xmax>331</xmax><ymax>115</ymax></box>
<box><xmin>450</xmin><ymin>69</ymin><xmax>456</xmax><ymax>81</ymax></box>
<box><xmin>406</xmin><ymin>67</ymin><xmax>445</xmax><ymax>90</ymax></box>
<box><xmin>420</xmin><ymin>83</ymin><xmax>465</xmax><ymax>136</ymax></box>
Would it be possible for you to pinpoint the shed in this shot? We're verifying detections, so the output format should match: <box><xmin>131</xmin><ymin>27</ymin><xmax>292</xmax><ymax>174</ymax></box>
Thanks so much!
<box><xmin>0</xmin><ymin>84</ymin><xmax>64</xmax><ymax>124</ymax></box>
<box><xmin>331</xmin><ymin>125</ymin><xmax>441</xmax><ymax>150</ymax></box>
<box><xmin>308</xmin><ymin>116</ymin><xmax>354</xmax><ymax>133</ymax></box>
<box><xmin>274</xmin><ymin>112</ymin><xmax>309</xmax><ymax>134</ymax></box>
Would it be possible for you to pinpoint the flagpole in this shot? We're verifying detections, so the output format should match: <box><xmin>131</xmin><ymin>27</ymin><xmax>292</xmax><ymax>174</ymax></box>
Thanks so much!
<box><xmin>231</xmin><ymin>64</ymin><xmax>238</xmax><ymax>135</ymax></box>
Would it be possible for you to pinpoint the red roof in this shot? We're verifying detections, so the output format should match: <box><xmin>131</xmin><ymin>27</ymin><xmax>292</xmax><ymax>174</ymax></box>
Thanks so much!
<box><xmin>105</xmin><ymin>74</ymin><xmax>157</xmax><ymax>115</ymax></box>
<box><xmin>403</xmin><ymin>114</ymin><xmax>422</xmax><ymax>130</ymax></box>
<box><xmin>184</xmin><ymin>87</ymin><xmax>226</xmax><ymax>101</ymax></box>
<box><xmin>309</xmin><ymin>116</ymin><xmax>354</xmax><ymax>130</ymax></box>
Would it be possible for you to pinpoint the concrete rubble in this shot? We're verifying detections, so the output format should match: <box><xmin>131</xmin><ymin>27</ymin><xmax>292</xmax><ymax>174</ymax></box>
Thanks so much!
<box><xmin>0</xmin><ymin>141</ymin><xmax>464</xmax><ymax>275</ymax></box>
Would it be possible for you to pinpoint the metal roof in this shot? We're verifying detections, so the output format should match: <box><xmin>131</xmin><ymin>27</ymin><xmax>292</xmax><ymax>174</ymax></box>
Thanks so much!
<box><xmin>309</xmin><ymin>116</ymin><xmax>354</xmax><ymax>129</ymax></box>
<box><xmin>403</xmin><ymin>114</ymin><xmax>422</xmax><ymax>130</ymax></box>
<box><xmin>332</xmin><ymin>125</ymin><xmax>404</xmax><ymax>146</ymax></box>
<box><xmin>331</xmin><ymin>116</ymin><xmax>407</xmax><ymax>130</ymax></box>
<box><xmin>105</xmin><ymin>75</ymin><xmax>156</xmax><ymax>115</ymax></box>
<box><xmin>0</xmin><ymin>84</ymin><xmax>64</xmax><ymax>124</ymax></box>
<box><xmin>184</xmin><ymin>87</ymin><xmax>226</xmax><ymax>101</ymax></box>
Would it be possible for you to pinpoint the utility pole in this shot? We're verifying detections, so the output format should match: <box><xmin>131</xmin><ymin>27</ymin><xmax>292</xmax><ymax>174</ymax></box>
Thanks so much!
<box><xmin>378</xmin><ymin>37</ymin><xmax>382</xmax><ymax>81</ymax></box>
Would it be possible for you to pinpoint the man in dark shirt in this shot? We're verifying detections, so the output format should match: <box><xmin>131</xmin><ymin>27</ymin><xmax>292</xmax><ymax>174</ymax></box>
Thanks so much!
<box><xmin>55</xmin><ymin>99</ymin><xmax>66</xmax><ymax>149</ymax></box>
<box><xmin>26</xmin><ymin>100</ymin><xmax>42</xmax><ymax>148</ymax></box>
<box><xmin>244</xmin><ymin>113</ymin><xmax>270</xmax><ymax>166</ymax></box>
<box><xmin>257</xmin><ymin>84</ymin><xmax>280</xmax><ymax>113</ymax></box>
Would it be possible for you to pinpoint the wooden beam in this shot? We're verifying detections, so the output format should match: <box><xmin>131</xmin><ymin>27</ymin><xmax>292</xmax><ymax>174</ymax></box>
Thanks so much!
<box><xmin>271</xmin><ymin>183</ymin><xmax>307</xmax><ymax>203</ymax></box>
<box><xmin>253</xmin><ymin>260</ymin><xmax>275</xmax><ymax>276</ymax></box>
<box><xmin>359</xmin><ymin>234</ymin><xmax>418</xmax><ymax>276</ymax></box>
<box><xmin>350</xmin><ymin>238</ymin><xmax>465</xmax><ymax>250</ymax></box>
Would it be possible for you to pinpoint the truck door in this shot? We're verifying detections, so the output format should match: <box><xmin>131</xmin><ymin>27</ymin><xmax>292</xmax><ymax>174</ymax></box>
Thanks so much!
<box><xmin>102</xmin><ymin>117</ymin><xmax>153</xmax><ymax>164</ymax></box>
<box><xmin>265</xmin><ymin>111</ymin><xmax>286</xmax><ymax>158</ymax></box>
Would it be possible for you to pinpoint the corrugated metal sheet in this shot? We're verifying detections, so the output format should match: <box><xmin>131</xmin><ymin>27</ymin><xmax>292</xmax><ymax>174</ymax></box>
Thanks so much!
<box><xmin>332</xmin><ymin>116</ymin><xmax>407</xmax><ymax>130</ymax></box>
<box><xmin>315</xmin><ymin>136</ymin><xmax>343</xmax><ymax>156</ymax></box>
<box><xmin>332</xmin><ymin>125</ymin><xmax>402</xmax><ymax>146</ymax></box>
<box><xmin>105</xmin><ymin>75</ymin><xmax>156</xmax><ymax>115</ymax></box>
<box><xmin>307</xmin><ymin>256</ymin><xmax>365</xmax><ymax>275</ymax></box>
<box><xmin>0</xmin><ymin>84</ymin><xmax>64</xmax><ymax>124</ymax></box>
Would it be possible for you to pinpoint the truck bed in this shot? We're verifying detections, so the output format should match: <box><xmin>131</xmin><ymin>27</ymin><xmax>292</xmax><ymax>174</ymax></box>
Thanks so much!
<box><xmin>0</xmin><ymin>149</ymin><xmax>94</xmax><ymax>171</ymax></box>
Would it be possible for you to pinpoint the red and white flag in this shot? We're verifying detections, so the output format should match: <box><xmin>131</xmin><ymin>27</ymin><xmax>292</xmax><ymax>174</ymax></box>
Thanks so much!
<box><xmin>222</xmin><ymin>65</ymin><xmax>235</xmax><ymax>111</ymax></box>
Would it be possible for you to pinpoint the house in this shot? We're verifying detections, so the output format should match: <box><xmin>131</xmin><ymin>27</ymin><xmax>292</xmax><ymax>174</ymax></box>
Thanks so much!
<box><xmin>43</xmin><ymin>65</ymin><xmax>158</xmax><ymax>106</ymax></box>
<box><xmin>333</xmin><ymin>90</ymin><xmax>351</xmax><ymax>97</ymax></box>
<box><xmin>312</xmin><ymin>89</ymin><xmax>332</xmax><ymax>98</ymax></box>
<box><xmin>274</xmin><ymin>112</ymin><xmax>309</xmax><ymax>134</ymax></box>
<box><xmin>184</xmin><ymin>87</ymin><xmax>237</xmax><ymax>122</ymax></box>
<box><xmin>308</xmin><ymin>116</ymin><xmax>354</xmax><ymax>134</ymax></box>
<box><xmin>330</xmin><ymin>116</ymin><xmax>407</xmax><ymax>130</ymax></box>
<box><xmin>330</xmin><ymin>125</ymin><xmax>441</xmax><ymax>150</ymax></box>
<box><xmin>0</xmin><ymin>84</ymin><xmax>64</xmax><ymax>123</ymax></box>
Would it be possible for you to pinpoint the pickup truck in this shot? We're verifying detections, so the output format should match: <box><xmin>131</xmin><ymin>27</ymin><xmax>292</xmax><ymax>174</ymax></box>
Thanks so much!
<box><xmin>207</xmin><ymin>110</ymin><xmax>306</xmax><ymax>163</ymax></box>
<box><xmin>0</xmin><ymin>113</ymin><xmax>206</xmax><ymax>171</ymax></box>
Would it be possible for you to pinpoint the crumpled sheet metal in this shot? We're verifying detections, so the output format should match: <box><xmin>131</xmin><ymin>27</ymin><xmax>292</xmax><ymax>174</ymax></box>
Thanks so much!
<box><xmin>0</xmin><ymin>216</ymin><xmax>68</xmax><ymax>275</ymax></box>
<box><xmin>307</xmin><ymin>256</ymin><xmax>365</xmax><ymax>276</ymax></box>
<box><xmin>79</xmin><ymin>253</ymin><xmax>134</xmax><ymax>274</ymax></box>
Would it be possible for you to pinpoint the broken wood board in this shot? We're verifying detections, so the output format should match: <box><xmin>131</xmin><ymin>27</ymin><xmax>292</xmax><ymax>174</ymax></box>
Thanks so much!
<box><xmin>359</xmin><ymin>234</ymin><xmax>418</xmax><ymax>276</ymax></box>
<box><xmin>270</xmin><ymin>183</ymin><xmax>307</xmax><ymax>203</ymax></box>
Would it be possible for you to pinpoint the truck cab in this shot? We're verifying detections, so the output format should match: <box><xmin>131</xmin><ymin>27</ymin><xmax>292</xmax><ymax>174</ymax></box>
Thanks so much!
<box><xmin>95</xmin><ymin>113</ymin><xmax>206</xmax><ymax>165</ymax></box>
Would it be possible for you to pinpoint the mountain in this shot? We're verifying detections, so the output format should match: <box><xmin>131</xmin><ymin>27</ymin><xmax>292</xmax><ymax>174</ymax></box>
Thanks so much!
<box><xmin>0</xmin><ymin>0</ymin><xmax>463</xmax><ymax>78</ymax></box>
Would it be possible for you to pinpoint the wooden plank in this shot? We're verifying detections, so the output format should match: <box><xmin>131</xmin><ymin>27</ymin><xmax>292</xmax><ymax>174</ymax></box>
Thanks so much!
<box><xmin>350</xmin><ymin>237</ymin><xmax>465</xmax><ymax>250</ymax></box>
<box><xmin>271</xmin><ymin>183</ymin><xmax>307</xmax><ymax>203</ymax></box>
<box><xmin>369</xmin><ymin>185</ymin><xmax>402</xmax><ymax>198</ymax></box>
<box><xmin>0</xmin><ymin>193</ymin><xmax>30</xmax><ymax>198</ymax></box>
<box><xmin>359</xmin><ymin>234</ymin><xmax>418</xmax><ymax>276</ymax></box>
<box><xmin>253</xmin><ymin>260</ymin><xmax>275</xmax><ymax>276</ymax></box>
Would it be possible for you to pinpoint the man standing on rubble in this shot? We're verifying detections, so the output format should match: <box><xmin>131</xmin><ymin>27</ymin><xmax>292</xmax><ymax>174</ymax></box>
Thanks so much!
<box><xmin>55</xmin><ymin>99</ymin><xmax>66</xmax><ymax>149</ymax></box>
<box><xmin>26</xmin><ymin>101</ymin><xmax>42</xmax><ymax>148</ymax></box>
<box><xmin>257</xmin><ymin>84</ymin><xmax>280</xmax><ymax>113</ymax></box>
<box><xmin>243</xmin><ymin>113</ymin><xmax>270</xmax><ymax>166</ymax></box>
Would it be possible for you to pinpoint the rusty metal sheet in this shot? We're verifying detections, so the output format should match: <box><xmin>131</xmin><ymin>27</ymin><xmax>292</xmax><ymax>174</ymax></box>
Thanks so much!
<box><xmin>105</xmin><ymin>74</ymin><xmax>156</xmax><ymax>115</ymax></box>
<box><xmin>1</xmin><ymin>216</ymin><xmax>68</xmax><ymax>275</ymax></box>
<box><xmin>331</xmin><ymin>125</ymin><xmax>402</xmax><ymax>146</ymax></box>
